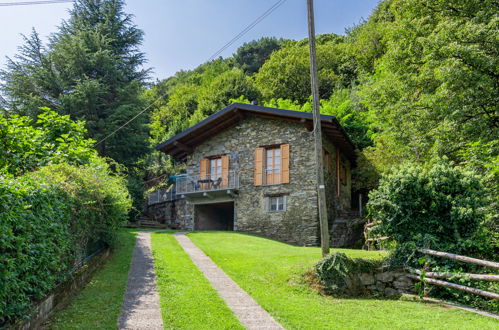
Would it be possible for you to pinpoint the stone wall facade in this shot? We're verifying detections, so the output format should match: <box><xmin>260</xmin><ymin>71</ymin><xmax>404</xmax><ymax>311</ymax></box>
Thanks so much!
<box><xmin>145</xmin><ymin>199</ymin><xmax>187</xmax><ymax>229</ymax></box>
<box><xmin>176</xmin><ymin>114</ymin><xmax>357</xmax><ymax>247</ymax></box>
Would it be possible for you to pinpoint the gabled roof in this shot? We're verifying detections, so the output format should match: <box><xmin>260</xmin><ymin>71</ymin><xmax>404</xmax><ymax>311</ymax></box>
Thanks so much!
<box><xmin>156</xmin><ymin>103</ymin><xmax>356</xmax><ymax>163</ymax></box>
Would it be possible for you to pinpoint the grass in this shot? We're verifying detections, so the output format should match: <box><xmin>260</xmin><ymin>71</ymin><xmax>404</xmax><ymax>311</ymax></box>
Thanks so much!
<box><xmin>188</xmin><ymin>232</ymin><xmax>499</xmax><ymax>329</ymax></box>
<box><xmin>47</xmin><ymin>229</ymin><xmax>138</xmax><ymax>329</ymax></box>
<box><xmin>150</xmin><ymin>232</ymin><xmax>244</xmax><ymax>330</ymax></box>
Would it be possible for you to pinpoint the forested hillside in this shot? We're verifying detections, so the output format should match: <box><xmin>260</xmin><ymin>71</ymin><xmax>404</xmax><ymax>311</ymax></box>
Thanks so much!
<box><xmin>147</xmin><ymin>0</ymin><xmax>497</xmax><ymax>204</ymax></box>
<box><xmin>1</xmin><ymin>0</ymin><xmax>497</xmax><ymax>223</ymax></box>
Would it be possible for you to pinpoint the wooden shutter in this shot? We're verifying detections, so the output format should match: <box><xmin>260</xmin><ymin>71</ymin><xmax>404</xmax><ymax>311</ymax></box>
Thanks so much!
<box><xmin>281</xmin><ymin>144</ymin><xmax>290</xmax><ymax>184</ymax></box>
<box><xmin>200</xmin><ymin>158</ymin><xmax>209</xmax><ymax>190</ymax></box>
<box><xmin>200</xmin><ymin>158</ymin><xmax>209</xmax><ymax>178</ymax></box>
<box><xmin>221</xmin><ymin>155</ymin><xmax>229</xmax><ymax>188</ymax></box>
<box><xmin>322</xmin><ymin>149</ymin><xmax>326</xmax><ymax>168</ymax></box>
<box><xmin>254</xmin><ymin>148</ymin><xmax>264</xmax><ymax>186</ymax></box>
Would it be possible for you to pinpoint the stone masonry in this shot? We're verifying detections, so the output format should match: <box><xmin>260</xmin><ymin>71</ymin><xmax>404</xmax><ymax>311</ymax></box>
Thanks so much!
<box><xmin>178</xmin><ymin>114</ymin><xmax>354</xmax><ymax>247</ymax></box>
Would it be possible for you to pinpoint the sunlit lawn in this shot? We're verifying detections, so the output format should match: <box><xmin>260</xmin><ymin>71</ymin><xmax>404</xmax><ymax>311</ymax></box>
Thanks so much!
<box><xmin>151</xmin><ymin>232</ymin><xmax>243</xmax><ymax>329</ymax></box>
<box><xmin>189</xmin><ymin>232</ymin><xmax>499</xmax><ymax>329</ymax></box>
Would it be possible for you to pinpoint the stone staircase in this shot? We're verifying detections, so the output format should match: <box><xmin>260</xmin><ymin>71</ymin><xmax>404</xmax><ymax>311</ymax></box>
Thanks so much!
<box><xmin>129</xmin><ymin>216</ymin><xmax>168</xmax><ymax>229</ymax></box>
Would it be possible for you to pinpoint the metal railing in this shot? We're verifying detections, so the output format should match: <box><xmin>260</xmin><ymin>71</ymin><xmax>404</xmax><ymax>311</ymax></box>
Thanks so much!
<box><xmin>147</xmin><ymin>187</ymin><xmax>176</xmax><ymax>205</ymax></box>
<box><xmin>176</xmin><ymin>171</ymin><xmax>239</xmax><ymax>194</ymax></box>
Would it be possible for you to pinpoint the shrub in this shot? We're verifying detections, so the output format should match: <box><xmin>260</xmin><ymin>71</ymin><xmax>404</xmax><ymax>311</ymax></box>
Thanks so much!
<box><xmin>367</xmin><ymin>159</ymin><xmax>498</xmax><ymax>311</ymax></box>
<box><xmin>0</xmin><ymin>108</ymin><xmax>96</xmax><ymax>176</ymax></box>
<box><xmin>315</xmin><ymin>252</ymin><xmax>382</xmax><ymax>295</ymax></box>
<box><xmin>368</xmin><ymin>160</ymin><xmax>490</xmax><ymax>259</ymax></box>
<box><xmin>0</xmin><ymin>160</ymin><xmax>131</xmax><ymax>325</ymax></box>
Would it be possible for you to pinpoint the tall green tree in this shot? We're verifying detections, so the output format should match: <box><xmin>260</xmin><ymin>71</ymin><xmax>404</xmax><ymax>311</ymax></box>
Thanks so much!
<box><xmin>254</xmin><ymin>36</ymin><xmax>356</xmax><ymax>103</ymax></box>
<box><xmin>0</xmin><ymin>0</ymin><xmax>149</xmax><ymax>167</ymax></box>
<box><xmin>234</xmin><ymin>37</ymin><xmax>288</xmax><ymax>75</ymax></box>
<box><xmin>360</xmin><ymin>0</ymin><xmax>498</xmax><ymax>168</ymax></box>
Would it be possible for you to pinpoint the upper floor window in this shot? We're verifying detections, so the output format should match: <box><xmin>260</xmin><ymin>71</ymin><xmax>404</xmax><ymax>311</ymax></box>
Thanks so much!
<box><xmin>254</xmin><ymin>144</ymin><xmax>290</xmax><ymax>186</ymax></box>
<box><xmin>265</xmin><ymin>147</ymin><xmax>281</xmax><ymax>185</ymax></box>
<box><xmin>209</xmin><ymin>157</ymin><xmax>222</xmax><ymax>181</ymax></box>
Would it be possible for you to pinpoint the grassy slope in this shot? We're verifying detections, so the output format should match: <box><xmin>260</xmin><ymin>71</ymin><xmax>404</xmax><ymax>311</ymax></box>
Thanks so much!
<box><xmin>189</xmin><ymin>232</ymin><xmax>499</xmax><ymax>329</ymax></box>
<box><xmin>48</xmin><ymin>229</ymin><xmax>138</xmax><ymax>330</ymax></box>
<box><xmin>151</xmin><ymin>232</ymin><xmax>243</xmax><ymax>330</ymax></box>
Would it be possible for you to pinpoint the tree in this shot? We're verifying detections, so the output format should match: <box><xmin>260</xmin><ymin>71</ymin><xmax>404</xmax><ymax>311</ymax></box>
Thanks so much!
<box><xmin>0</xmin><ymin>0</ymin><xmax>150</xmax><ymax>167</ymax></box>
<box><xmin>359</xmin><ymin>0</ymin><xmax>498</xmax><ymax>169</ymax></box>
<box><xmin>254</xmin><ymin>38</ymin><xmax>356</xmax><ymax>103</ymax></box>
<box><xmin>234</xmin><ymin>37</ymin><xmax>288</xmax><ymax>74</ymax></box>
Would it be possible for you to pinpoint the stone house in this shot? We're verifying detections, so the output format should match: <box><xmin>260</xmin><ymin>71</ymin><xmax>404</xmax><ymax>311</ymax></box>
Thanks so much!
<box><xmin>155</xmin><ymin>103</ymin><xmax>362</xmax><ymax>247</ymax></box>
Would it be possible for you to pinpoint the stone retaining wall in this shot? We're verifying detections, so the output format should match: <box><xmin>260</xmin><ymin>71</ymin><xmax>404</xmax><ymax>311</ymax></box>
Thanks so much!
<box><xmin>348</xmin><ymin>267</ymin><xmax>415</xmax><ymax>297</ymax></box>
<box><xmin>146</xmin><ymin>199</ymin><xmax>187</xmax><ymax>228</ymax></box>
<box><xmin>11</xmin><ymin>248</ymin><xmax>111</xmax><ymax>330</ymax></box>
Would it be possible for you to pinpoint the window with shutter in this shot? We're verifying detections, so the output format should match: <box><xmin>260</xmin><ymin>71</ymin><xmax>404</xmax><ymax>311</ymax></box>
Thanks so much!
<box><xmin>255</xmin><ymin>144</ymin><xmax>290</xmax><ymax>186</ymax></box>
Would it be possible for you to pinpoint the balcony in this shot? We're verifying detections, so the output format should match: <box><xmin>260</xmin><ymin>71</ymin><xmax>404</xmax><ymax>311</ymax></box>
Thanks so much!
<box><xmin>175</xmin><ymin>171</ymin><xmax>239</xmax><ymax>198</ymax></box>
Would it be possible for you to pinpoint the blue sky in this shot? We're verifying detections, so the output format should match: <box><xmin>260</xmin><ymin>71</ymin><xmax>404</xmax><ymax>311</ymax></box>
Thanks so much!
<box><xmin>0</xmin><ymin>0</ymin><xmax>380</xmax><ymax>81</ymax></box>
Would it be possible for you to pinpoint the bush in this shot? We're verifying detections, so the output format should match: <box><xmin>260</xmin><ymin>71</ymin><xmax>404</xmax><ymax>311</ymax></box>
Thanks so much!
<box><xmin>0</xmin><ymin>160</ymin><xmax>131</xmax><ymax>325</ymax></box>
<box><xmin>367</xmin><ymin>159</ymin><xmax>498</xmax><ymax>311</ymax></box>
<box><xmin>0</xmin><ymin>108</ymin><xmax>95</xmax><ymax>176</ymax></box>
<box><xmin>368</xmin><ymin>160</ymin><xmax>490</xmax><ymax>259</ymax></box>
<box><xmin>315</xmin><ymin>252</ymin><xmax>382</xmax><ymax>295</ymax></box>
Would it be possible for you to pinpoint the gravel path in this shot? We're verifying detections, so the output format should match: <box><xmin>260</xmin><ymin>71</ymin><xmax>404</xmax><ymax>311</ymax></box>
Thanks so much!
<box><xmin>118</xmin><ymin>232</ymin><xmax>163</xmax><ymax>330</ymax></box>
<box><xmin>174</xmin><ymin>232</ymin><xmax>284</xmax><ymax>330</ymax></box>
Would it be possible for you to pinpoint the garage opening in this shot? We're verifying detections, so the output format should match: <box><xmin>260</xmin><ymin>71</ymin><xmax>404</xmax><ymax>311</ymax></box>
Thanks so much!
<box><xmin>194</xmin><ymin>202</ymin><xmax>234</xmax><ymax>231</ymax></box>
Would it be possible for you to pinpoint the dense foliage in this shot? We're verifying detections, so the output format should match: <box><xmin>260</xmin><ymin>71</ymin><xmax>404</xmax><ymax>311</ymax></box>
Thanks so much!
<box><xmin>0</xmin><ymin>160</ymin><xmax>130</xmax><ymax>325</ymax></box>
<box><xmin>367</xmin><ymin>160</ymin><xmax>498</xmax><ymax>311</ymax></box>
<box><xmin>368</xmin><ymin>160</ymin><xmax>490</xmax><ymax>257</ymax></box>
<box><xmin>0</xmin><ymin>108</ymin><xmax>95</xmax><ymax>176</ymax></box>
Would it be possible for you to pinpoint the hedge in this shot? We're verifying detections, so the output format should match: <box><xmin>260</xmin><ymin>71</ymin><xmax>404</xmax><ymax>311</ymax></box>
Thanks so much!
<box><xmin>0</xmin><ymin>160</ymin><xmax>131</xmax><ymax>325</ymax></box>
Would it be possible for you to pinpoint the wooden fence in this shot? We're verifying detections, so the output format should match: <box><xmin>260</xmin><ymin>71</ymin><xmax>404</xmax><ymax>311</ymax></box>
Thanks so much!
<box><xmin>408</xmin><ymin>248</ymin><xmax>499</xmax><ymax>300</ymax></box>
<box><xmin>363</xmin><ymin>221</ymin><xmax>389</xmax><ymax>251</ymax></box>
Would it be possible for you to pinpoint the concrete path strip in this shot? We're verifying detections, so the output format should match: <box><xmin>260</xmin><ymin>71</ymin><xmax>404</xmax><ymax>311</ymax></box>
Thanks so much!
<box><xmin>118</xmin><ymin>231</ymin><xmax>163</xmax><ymax>330</ymax></box>
<box><xmin>174</xmin><ymin>232</ymin><xmax>284</xmax><ymax>330</ymax></box>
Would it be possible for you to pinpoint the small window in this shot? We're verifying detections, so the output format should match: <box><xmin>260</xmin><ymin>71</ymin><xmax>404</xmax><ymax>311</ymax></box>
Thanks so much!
<box><xmin>268</xmin><ymin>196</ymin><xmax>286</xmax><ymax>212</ymax></box>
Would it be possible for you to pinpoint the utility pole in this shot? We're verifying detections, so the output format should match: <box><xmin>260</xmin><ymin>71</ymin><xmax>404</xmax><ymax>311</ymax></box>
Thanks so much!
<box><xmin>307</xmin><ymin>0</ymin><xmax>330</xmax><ymax>257</ymax></box>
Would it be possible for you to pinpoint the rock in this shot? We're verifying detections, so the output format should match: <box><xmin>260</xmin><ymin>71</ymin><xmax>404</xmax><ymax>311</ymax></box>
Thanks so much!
<box><xmin>375</xmin><ymin>281</ymin><xmax>385</xmax><ymax>292</ymax></box>
<box><xmin>376</xmin><ymin>271</ymin><xmax>395</xmax><ymax>283</ymax></box>
<box><xmin>359</xmin><ymin>273</ymin><xmax>375</xmax><ymax>286</ymax></box>
<box><xmin>393</xmin><ymin>277</ymin><xmax>414</xmax><ymax>291</ymax></box>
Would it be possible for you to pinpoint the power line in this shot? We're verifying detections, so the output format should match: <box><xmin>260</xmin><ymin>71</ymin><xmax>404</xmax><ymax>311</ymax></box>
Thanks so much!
<box><xmin>0</xmin><ymin>0</ymin><xmax>73</xmax><ymax>7</ymax></box>
<box><xmin>94</xmin><ymin>0</ymin><xmax>288</xmax><ymax>147</ymax></box>
<box><xmin>208</xmin><ymin>0</ymin><xmax>287</xmax><ymax>61</ymax></box>
<box><xmin>94</xmin><ymin>94</ymin><xmax>165</xmax><ymax>147</ymax></box>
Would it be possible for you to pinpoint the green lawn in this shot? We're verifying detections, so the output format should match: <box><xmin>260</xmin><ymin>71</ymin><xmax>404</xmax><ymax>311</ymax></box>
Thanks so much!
<box><xmin>47</xmin><ymin>229</ymin><xmax>138</xmax><ymax>329</ymax></box>
<box><xmin>188</xmin><ymin>232</ymin><xmax>499</xmax><ymax>329</ymax></box>
<box><xmin>151</xmin><ymin>232</ymin><xmax>243</xmax><ymax>329</ymax></box>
